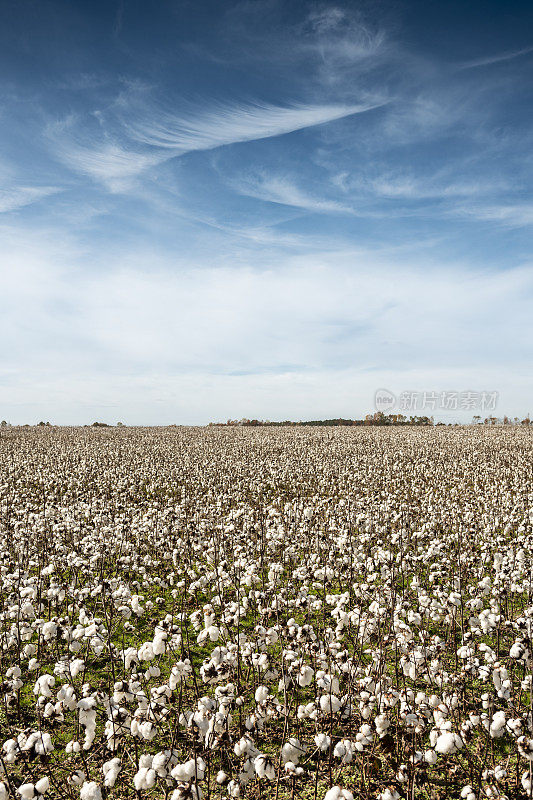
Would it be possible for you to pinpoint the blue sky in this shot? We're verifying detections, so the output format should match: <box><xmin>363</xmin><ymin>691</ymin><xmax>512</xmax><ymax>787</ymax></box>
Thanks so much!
<box><xmin>1</xmin><ymin>0</ymin><xmax>533</xmax><ymax>424</ymax></box>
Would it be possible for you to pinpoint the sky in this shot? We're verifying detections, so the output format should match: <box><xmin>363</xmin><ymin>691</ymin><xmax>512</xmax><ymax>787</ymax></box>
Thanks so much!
<box><xmin>1</xmin><ymin>0</ymin><xmax>533</xmax><ymax>424</ymax></box>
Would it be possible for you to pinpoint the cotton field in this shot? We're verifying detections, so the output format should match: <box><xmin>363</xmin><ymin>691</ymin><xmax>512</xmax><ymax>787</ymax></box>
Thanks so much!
<box><xmin>1</xmin><ymin>426</ymin><xmax>533</xmax><ymax>800</ymax></box>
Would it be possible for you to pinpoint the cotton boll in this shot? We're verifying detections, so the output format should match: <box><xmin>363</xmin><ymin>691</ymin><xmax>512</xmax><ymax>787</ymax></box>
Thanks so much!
<box><xmin>323</xmin><ymin>787</ymin><xmax>354</xmax><ymax>800</ymax></box>
<box><xmin>489</xmin><ymin>711</ymin><xmax>506</xmax><ymax>738</ymax></box>
<box><xmin>34</xmin><ymin>777</ymin><xmax>50</xmax><ymax>794</ymax></box>
<box><xmin>69</xmin><ymin>771</ymin><xmax>86</xmax><ymax>786</ymax></box>
<box><xmin>207</xmin><ymin>625</ymin><xmax>220</xmax><ymax>641</ymax></box>
<box><xmin>102</xmin><ymin>758</ymin><xmax>121</xmax><ymax>788</ymax></box>
<box><xmin>378</xmin><ymin>790</ymin><xmax>400</xmax><ymax>800</ymax></box>
<box><xmin>255</xmin><ymin>686</ymin><xmax>269</xmax><ymax>704</ymax></box>
<box><xmin>297</xmin><ymin>665</ymin><xmax>314</xmax><ymax>687</ymax></box>
<box><xmin>319</xmin><ymin>694</ymin><xmax>341</xmax><ymax>714</ymax></box>
<box><xmin>134</xmin><ymin>767</ymin><xmax>156</xmax><ymax>790</ymax></box>
<box><xmin>171</xmin><ymin>758</ymin><xmax>206</xmax><ymax>782</ymax></box>
<box><xmin>227</xmin><ymin>780</ymin><xmax>241</xmax><ymax>797</ymax></box>
<box><xmin>315</xmin><ymin>733</ymin><xmax>331</xmax><ymax>751</ymax></box>
<box><xmin>333</xmin><ymin>739</ymin><xmax>354</xmax><ymax>764</ymax></box>
<box><xmin>254</xmin><ymin>755</ymin><xmax>275</xmax><ymax>780</ymax></box>
<box><xmin>79</xmin><ymin>782</ymin><xmax>103</xmax><ymax>800</ymax></box>
<box><xmin>171</xmin><ymin>785</ymin><xmax>204</xmax><ymax>800</ymax></box>
<box><xmin>281</xmin><ymin>738</ymin><xmax>305</xmax><ymax>765</ymax></box>
<box><xmin>435</xmin><ymin>732</ymin><xmax>463</xmax><ymax>755</ymax></box>
<box><xmin>34</xmin><ymin>733</ymin><xmax>54</xmax><ymax>755</ymax></box>
<box><xmin>17</xmin><ymin>785</ymin><xmax>35</xmax><ymax>800</ymax></box>
<box><xmin>285</xmin><ymin>761</ymin><xmax>304</xmax><ymax>777</ymax></box>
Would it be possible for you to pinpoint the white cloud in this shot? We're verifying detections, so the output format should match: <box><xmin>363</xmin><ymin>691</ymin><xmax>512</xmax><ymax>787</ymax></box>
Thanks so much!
<box><xmin>1</xmin><ymin>223</ymin><xmax>532</xmax><ymax>423</ymax></box>
<box><xmin>125</xmin><ymin>99</ymin><xmax>385</xmax><ymax>151</ymax></box>
<box><xmin>455</xmin><ymin>203</ymin><xmax>533</xmax><ymax>227</ymax></box>
<box><xmin>0</xmin><ymin>186</ymin><xmax>60</xmax><ymax>213</ymax></box>
<box><xmin>232</xmin><ymin>173</ymin><xmax>355</xmax><ymax>214</ymax></box>
<box><xmin>458</xmin><ymin>45</ymin><xmax>533</xmax><ymax>70</ymax></box>
<box><xmin>52</xmin><ymin>140</ymin><xmax>166</xmax><ymax>192</ymax></box>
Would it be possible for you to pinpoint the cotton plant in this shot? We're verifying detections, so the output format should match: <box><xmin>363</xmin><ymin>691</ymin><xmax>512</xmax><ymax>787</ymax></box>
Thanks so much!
<box><xmin>2</xmin><ymin>425</ymin><xmax>533</xmax><ymax>796</ymax></box>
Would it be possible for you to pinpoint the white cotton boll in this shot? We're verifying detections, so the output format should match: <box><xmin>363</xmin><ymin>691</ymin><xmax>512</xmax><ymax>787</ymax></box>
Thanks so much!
<box><xmin>489</xmin><ymin>711</ymin><xmax>506</xmax><ymax>738</ymax></box>
<box><xmin>315</xmin><ymin>733</ymin><xmax>331</xmax><ymax>751</ymax></box>
<box><xmin>285</xmin><ymin>762</ymin><xmax>304</xmax><ymax>777</ymax></box>
<box><xmin>34</xmin><ymin>675</ymin><xmax>55</xmax><ymax>698</ymax></box>
<box><xmin>42</xmin><ymin>621</ymin><xmax>57</xmax><ymax>640</ymax></box>
<box><xmin>216</xmin><ymin>771</ymin><xmax>228</xmax><ymax>785</ymax></box>
<box><xmin>460</xmin><ymin>786</ymin><xmax>475</xmax><ymax>800</ymax></box>
<box><xmin>34</xmin><ymin>733</ymin><xmax>54</xmax><ymax>755</ymax></box>
<box><xmin>324</xmin><ymin>787</ymin><xmax>354</xmax><ymax>800</ymax></box>
<box><xmin>375</xmin><ymin>714</ymin><xmax>390</xmax><ymax>734</ymax></box>
<box><xmin>80</xmin><ymin>781</ymin><xmax>103</xmax><ymax>800</ymax></box>
<box><xmin>254</xmin><ymin>755</ymin><xmax>276</xmax><ymax>780</ymax></box>
<box><xmin>0</xmin><ymin>783</ymin><xmax>8</xmax><ymax>800</ymax></box>
<box><xmin>320</xmin><ymin>694</ymin><xmax>341</xmax><ymax>714</ymax></box>
<box><xmin>69</xmin><ymin>771</ymin><xmax>86</xmax><ymax>787</ymax></box>
<box><xmin>171</xmin><ymin>760</ymin><xmax>196</xmax><ymax>782</ymax></box>
<box><xmin>435</xmin><ymin>732</ymin><xmax>463</xmax><ymax>755</ymax></box>
<box><xmin>281</xmin><ymin>738</ymin><xmax>305</xmax><ymax>764</ymax></box>
<box><xmin>171</xmin><ymin>785</ymin><xmax>204</xmax><ymax>800</ymax></box>
<box><xmin>34</xmin><ymin>777</ymin><xmax>50</xmax><ymax>794</ymax></box>
<box><xmin>518</xmin><ymin>736</ymin><xmax>533</xmax><ymax>760</ymax></box>
<box><xmin>139</xmin><ymin>721</ymin><xmax>157</xmax><ymax>741</ymax></box>
<box><xmin>17</xmin><ymin>785</ymin><xmax>35</xmax><ymax>800</ymax></box>
<box><xmin>425</xmin><ymin>749</ymin><xmax>438</xmax><ymax>764</ymax></box>
<box><xmin>298</xmin><ymin>665</ymin><xmax>314</xmax><ymax>687</ymax></box>
<box><xmin>134</xmin><ymin>768</ymin><xmax>156</xmax><ymax>790</ymax></box>
<box><xmin>207</xmin><ymin>625</ymin><xmax>220</xmax><ymax>641</ymax></box>
<box><xmin>255</xmin><ymin>686</ymin><xmax>269</xmax><ymax>704</ymax></box>
<box><xmin>227</xmin><ymin>780</ymin><xmax>241</xmax><ymax>797</ymax></box>
<box><xmin>152</xmin><ymin>752</ymin><xmax>170</xmax><ymax>777</ymax></box>
<box><xmin>378</xmin><ymin>790</ymin><xmax>400</xmax><ymax>800</ymax></box>
<box><xmin>333</xmin><ymin>740</ymin><xmax>354</xmax><ymax>763</ymax></box>
<box><xmin>102</xmin><ymin>758</ymin><xmax>121</xmax><ymax>787</ymax></box>
<box><xmin>70</xmin><ymin>659</ymin><xmax>85</xmax><ymax>678</ymax></box>
<box><xmin>153</xmin><ymin>637</ymin><xmax>166</xmax><ymax>656</ymax></box>
<box><xmin>522</xmin><ymin>772</ymin><xmax>532</xmax><ymax>792</ymax></box>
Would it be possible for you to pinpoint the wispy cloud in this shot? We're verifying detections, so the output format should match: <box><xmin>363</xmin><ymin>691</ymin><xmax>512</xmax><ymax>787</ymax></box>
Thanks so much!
<box><xmin>458</xmin><ymin>45</ymin><xmax>533</xmax><ymax>70</ymax></box>
<box><xmin>125</xmin><ymin>99</ymin><xmax>385</xmax><ymax>151</ymax></box>
<box><xmin>2</xmin><ymin>220</ymin><xmax>532</xmax><ymax>422</ymax></box>
<box><xmin>343</xmin><ymin>172</ymin><xmax>509</xmax><ymax>202</ymax></box>
<box><xmin>0</xmin><ymin>185</ymin><xmax>60</xmax><ymax>213</ymax></box>
<box><xmin>232</xmin><ymin>173</ymin><xmax>355</xmax><ymax>214</ymax></box>
<box><xmin>46</xmin><ymin>98</ymin><xmax>386</xmax><ymax>191</ymax></box>
<box><xmin>457</xmin><ymin>203</ymin><xmax>533</xmax><ymax>227</ymax></box>
<box><xmin>55</xmin><ymin>140</ymin><xmax>166</xmax><ymax>192</ymax></box>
